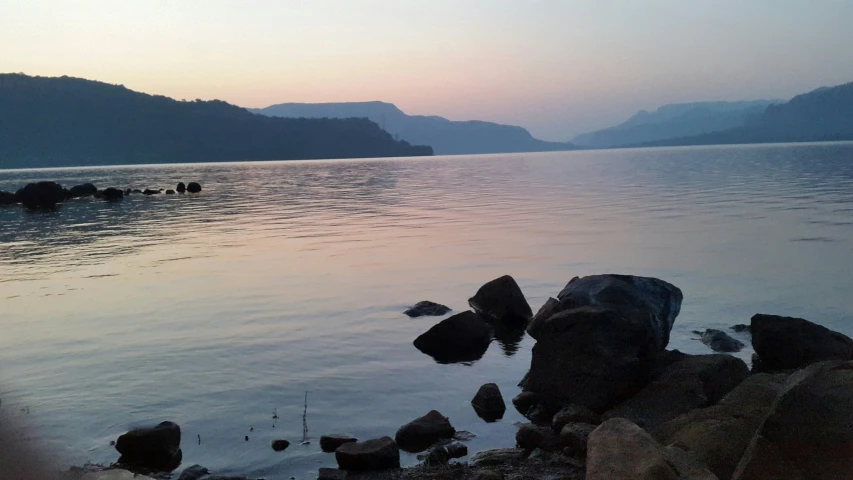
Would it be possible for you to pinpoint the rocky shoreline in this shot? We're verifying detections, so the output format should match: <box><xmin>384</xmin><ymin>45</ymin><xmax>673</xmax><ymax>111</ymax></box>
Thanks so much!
<box><xmin>62</xmin><ymin>274</ymin><xmax>853</xmax><ymax>480</ymax></box>
<box><xmin>0</xmin><ymin>181</ymin><xmax>202</xmax><ymax>209</ymax></box>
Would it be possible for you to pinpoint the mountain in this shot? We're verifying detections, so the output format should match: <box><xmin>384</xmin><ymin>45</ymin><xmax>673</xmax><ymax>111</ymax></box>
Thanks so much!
<box><xmin>0</xmin><ymin>74</ymin><xmax>431</xmax><ymax>169</ymax></box>
<box><xmin>572</xmin><ymin>100</ymin><xmax>781</xmax><ymax>148</ymax></box>
<box><xmin>250</xmin><ymin>101</ymin><xmax>577</xmax><ymax>155</ymax></box>
<box><xmin>644</xmin><ymin>82</ymin><xmax>853</xmax><ymax>147</ymax></box>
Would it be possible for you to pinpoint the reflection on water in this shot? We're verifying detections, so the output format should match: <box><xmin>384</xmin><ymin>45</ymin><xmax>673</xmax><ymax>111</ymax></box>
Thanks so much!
<box><xmin>2</xmin><ymin>143</ymin><xmax>853</xmax><ymax>478</ymax></box>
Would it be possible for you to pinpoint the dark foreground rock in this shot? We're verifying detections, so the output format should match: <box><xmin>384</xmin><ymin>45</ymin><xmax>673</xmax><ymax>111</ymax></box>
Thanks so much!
<box><xmin>187</xmin><ymin>182</ymin><xmax>202</xmax><ymax>193</ymax></box>
<box><xmin>19</xmin><ymin>181</ymin><xmax>65</xmax><ymax>209</ymax></box>
<box><xmin>336</xmin><ymin>437</ymin><xmax>400</xmax><ymax>472</ymax></box>
<box><xmin>697</xmin><ymin>328</ymin><xmax>744</xmax><ymax>352</ymax></box>
<box><xmin>404</xmin><ymin>301</ymin><xmax>451</xmax><ymax>318</ymax></box>
<box><xmin>526</xmin><ymin>297</ymin><xmax>563</xmax><ymax>340</ymax></box>
<box><xmin>515</xmin><ymin>424</ymin><xmax>561</xmax><ymax>452</ymax></box>
<box><xmin>468</xmin><ymin>275</ymin><xmax>532</xmax><ymax>327</ymax></box>
<box><xmin>395</xmin><ymin>410</ymin><xmax>456</xmax><ymax>453</ymax></box>
<box><xmin>751</xmin><ymin>313</ymin><xmax>853</xmax><ymax>371</ymax></box>
<box><xmin>551</xmin><ymin>404</ymin><xmax>600</xmax><ymax>432</ymax></box>
<box><xmin>115</xmin><ymin>421</ymin><xmax>181</xmax><ymax>471</ymax></box>
<box><xmin>321</xmin><ymin>434</ymin><xmax>358</xmax><ymax>452</ymax></box>
<box><xmin>413</xmin><ymin>311</ymin><xmax>491</xmax><ymax>363</ymax></box>
<box><xmin>471</xmin><ymin>383</ymin><xmax>506</xmax><ymax>422</ymax></box>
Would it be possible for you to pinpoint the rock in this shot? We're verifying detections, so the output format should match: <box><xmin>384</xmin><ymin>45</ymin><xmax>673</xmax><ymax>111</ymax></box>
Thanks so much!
<box><xmin>143</xmin><ymin>189</ymin><xmax>160</xmax><ymax>195</ymax></box>
<box><xmin>730</xmin><ymin>324</ymin><xmax>750</xmax><ymax>333</ymax></box>
<box><xmin>474</xmin><ymin>471</ymin><xmax>504</xmax><ymax>480</ymax></box>
<box><xmin>115</xmin><ymin>421</ymin><xmax>181</xmax><ymax>471</ymax></box>
<box><xmin>317</xmin><ymin>468</ymin><xmax>347</xmax><ymax>480</ymax></box>
<box><xmin>18</xmin><ymin>181</ymin><xmax>65</xmax><ymax>209</ymax></box>
<box><xmin>511</xmin><ymin>391</ymin><xmax>562</xmax><ymax>425</ymax></box>
<box><xmin>526</xmin><ymin>297</ymin><xmax>564</xmax><ymax>340</ymax></box>
<box><xmin>468</xmin><ymin>275</ymin><xmax>532</xmax><ymax>327</ymax></box>
<box><xmin>444</xmin><ymin>442</ymin><xmax>467</xmax><ymax>459</ymax></box>
<box><xmin>654</xmin><ymin>373</ymin><xmax>788</xmax><ymax>480</ymax></box>
<box><xmin>587</xmin><ymin>418</ymin><xmax>718</xmax><ymax>480</ymax></box>
<box><xmin>559</xmin><ymin>422</ymin><xmax>597</xmax><ymax>454</ymax></box>
<box><xmin>102</xmin><ymin>187</ymin><xmax>124</xmax><ymax>201</ymax></box>
<box><xmin>732</xmin><ymin>360</ymin><xmax>853</xmax><ymax>480</ymax></box>
<box><xmin>421</xmin><ymin>442</ymin><xmax>468</xmax><ymax>466</ymax></box>
<box><xmin>552</xmin><ymin>404</ymin><xmax>600</xmax><ymax>431</ymax></box>
<box><xmin>178</xmin><ymin>464</ymin><xmax>210</xmax><ymax>480</ymax></box>
<box><xmin>335</xmin><ymin>436</ymin><xmax>400</xmax><ymax>471</ymax></box>
<box><xmin>271</xmin><ymin>439</ymin><xmax>290</xmax><ymax>451</ymax></box>
<box><xmin>469</xmin><ymin>448</ymin><xmax>525</xmax><ymax>467</ymax></box>
<box><xmin>603</xmin><ymin>353</ymin><xmax>749</xmax><ymax>429</ymax></box>
<box><xmin>0</xmin><ymin>190</ymin><xmax>19</xmax><ymax>205</ymax></box>
<box><xmin>177</xmin><ymin>182</ymin><xmax>187</xmax><ymax>193</ymax></box>
<box><xmin>516</xmin><ymin>423</ymin><xmax>562</xmax><ymax>452</ymax></box>
<box><xmin>413</xmin><ymin>311</ymin><xmax>492</xmax><ymax>363</ymax></box>
<box><xmin>697</xmin><ymin>329</ymin><xmax>744</xmax><ymax>352</ymax></box>
<box><xmin>67</xmin><ymin>183</ymin><xmax>98</xmax><ymax>198</ymax></box>
<box><xmin>132</xmin><ymin>189</ymin><xmax>143</xmax><ymax>194</ymax></box>
<box><xmin>511</xmin><ymin>391</ymin><xmax>541</xmax><ymax>416</ymax></box>
<box><xmin>471</xmin><ymin>383</ymin><xmax>506</xmax><ymax>422</ymax></box>
<box><xmin>81</xmin><ymin>470</ymin><xmax>155</xmax><ymax>480</ymax></box>
<box><xmin>404</xmin><ymin>301</ymin><xmax>451</xmax><ymax>317</ymax></box>
<box><xmin>452</xmin><ymin>430</ymin><xmax>476</xmax><ymax>441</ymax></box>
<box><xmin>751</xmin><ymin>313</ymin><xmax>853</xmax><ymax>371</ymax></box>
<box><xmin>187</xmin><ymin>182</ymin><xmax>202</xmax><ymax>193</ymax></box>
<box><xmin>125</xmin><ymin>188</ymin><xmax>132</xmax><ymax>195</ymax></box>
<box><xmin>320</xmin><ymin>434</ymin><xmax>357</xmax><ymax>452</ymax></box>
<box><xmin>527</xmin><ymin>447</ymin><xmax>561</xmax><ymax>464</ymax></box>
<box><xmin>166</xmin><ymin>189</ymin><xmax>176</xmax><ymax>194</ymax></box>
<box><xmin>394</xmin><ymin>410</ymin><xmax>455</xmax><ymax>452</ymax></box>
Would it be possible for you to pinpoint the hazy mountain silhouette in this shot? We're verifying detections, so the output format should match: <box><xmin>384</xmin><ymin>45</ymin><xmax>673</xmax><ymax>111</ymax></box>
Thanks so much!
<box><xmin>572</xmin><ymin>100</ymin><xmax>781</xmax><ymax>148</ymax></box>
<box><xmin>642</xmin><ymin>82</ymin><xmax>853</xmax><ymax>147</ymax></box>
<box><xmin>250</xmin><ymin>102</ymin><xmax>578</xmax><ymax>155</ymax></box>
<box><xmin>0</xmin><ymin>74</ymin><xmax>432</xmax><ymax>169</ymax></box>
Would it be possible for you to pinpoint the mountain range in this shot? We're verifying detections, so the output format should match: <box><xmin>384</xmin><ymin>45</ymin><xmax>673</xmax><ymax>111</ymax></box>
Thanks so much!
<box><xmin>250</xmin><ymin>102</ymin><xmax>578</xmax><ymax>155</ymax></box>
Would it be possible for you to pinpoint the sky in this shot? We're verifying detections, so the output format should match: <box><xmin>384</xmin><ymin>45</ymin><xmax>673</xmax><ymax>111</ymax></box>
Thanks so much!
<box><xmin>4</xmin><ymin>0</ymin><xmax>853</xmax><ymax>141</ymax></box>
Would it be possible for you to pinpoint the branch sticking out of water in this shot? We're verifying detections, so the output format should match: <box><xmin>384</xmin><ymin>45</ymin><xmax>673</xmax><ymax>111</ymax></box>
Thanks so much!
<box><xmin>302</xmin><ymin>391</ymin><xmax>308</xmax><ymax>443</ymax></box>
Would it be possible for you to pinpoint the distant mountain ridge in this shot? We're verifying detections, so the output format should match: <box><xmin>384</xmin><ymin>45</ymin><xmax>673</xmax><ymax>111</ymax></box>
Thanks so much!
<box><xmin>0</xmin><ymin>74</ymin><xmax>431</xmax><ymax>169</ymax></box>
<box><xmin>573</xmin><ymin>100</ymin><xmax>782</xmax><ymax>148</ymax></box>
<box><xmin>250</xmin><ymin>101</ymin><xmax>578</xmax><ymax>155</ymax></box>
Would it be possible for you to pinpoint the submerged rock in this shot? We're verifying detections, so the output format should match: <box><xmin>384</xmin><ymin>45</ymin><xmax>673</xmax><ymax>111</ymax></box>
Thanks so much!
<box><xmin>177</xmin><ymin>464</ymin><xmax>210</xmax><ymax>480</ymax></box>
<box><xmin>697</xmin><ymin>329</ymin><xmax>744</xmax><ymax>352</ymax></box>
<box><xmin>468</xmin><ymin>275</ymin><xmax>532</xmax><ymax>327</ymax></box>
<box><xmin>271</xmin><ymin>439</ymin><xmax>290</xmax><ymax>451</ymax></box>
<box><xmin>142</xmin><ymin>189</ymin><xmax>160</xmax><ymax>195</ymax></box>
<box><xmin>335</xmin><ymin>437</ymin><xmax>400</xmax><ymax>471</ymax></box>
<box><xmin>413</xmin><ymin>311</ymin><xmax>491</xmax><ymax>363</ymax></box>
<box><xmin>165</xmin><ymin>189</ymin><xmax>176</xmax><ymax>194</ymax></box>
<box><xmin>19</xmin><ymin>181</ymin><xmax>65</xmax><ymax>209</ymax></box>
<box><xmin>187</xmin><ymin>182</ymin><xmax>202</xmax><ymax>193</ymax></box>
<box><xmin>320</xmin><ymin>434</ymin><xmax>357</xmax><ymax>452</ymax></box>
<box><xmin>115</xmin><ymin>421</ymin><xmax>182</xmax><ymax>471</ymax></box>
<box><xmin>395</xmin><ymin>410</ymin><xmax>456</xmax><ymax>453</ymax></box>
<box><xmin>731</xmin><ymin>324</ymin><xmax>750</xmax><ymax>333</ymax></box>
<box><xmin>404</xmin><ymin>301</ymin><xmax>451</xmax><ymax>318</ymax></box>
<box><xmin>751</xmin><ymin>313</ymin><xmax>853</xmax><ymax>371</ymax></box>
<box><xmin>471</xmin><ymin>383</ymin><xmax>506</xmax><ymax>422</ymax></box>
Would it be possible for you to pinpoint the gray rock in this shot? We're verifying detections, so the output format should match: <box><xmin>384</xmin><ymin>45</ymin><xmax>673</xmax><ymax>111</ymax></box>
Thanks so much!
<box><xmin>394</xmin><ymin>410</ymin><xmax>455</xmax><ymax>453</ymax></box>
<box><xmin>335</xmin><ymin>437</ymin><xmax>400</xmax><ymax>472</ymax></box>
<box><xmin>178</xmin><ymin>464</ymin><xmax>209</xmax><ymax>480</ymax></box>
<box><xmin>469</xmin><ymin>448</ymin><xmax>525</xmax><ymax>467</ymax></box>
<box><xmin>18</xmin><ymin>181</ymin><xmax>65</xmax><ymax>209</ymax></box>
<box><xmin>413</xmin><ymin>311</ymin><xmax>491</xmax><ymax>363</ymax></box>
<box><xmin>551</xmin><ymin>404</ymin><xmax>600</xmax><ymax>431</ymax></box>
<box><xmin>471</xmin><ymin>383</ymin><xmax>506</xmax><ymax>422</ymax></box>
<box><xmin>318</xmin><ymin>468</ymin><xmax>347</xmax><ymax>480</ymax></box>
<box><xmin>468</xmin><ymin>275</ymin><xmax>532</xmax><ymax>327</ymax></box>
<box><xmin>515</xmin><ymin>424</ymin><xmax>561</xmax><ymax>452</ymax></box>
<box><xmin>526</xmin><ymin>297</ymin><xmax>564</xmax><ymax>340</ymax></box>
<box><xmin>115</xmin><ymin>421</ymin><xmax>181</xmax><ymax>471</ymax></box>
<box><xmin>698</xmin><ymin>329</ymin><xmax>744</xmax><ymax>352</ymax></box>
<box><xmin>320</xmin><ymin>434</ymin><xmax>357</xmax><ymax>452</ymax></box>
<box><xmin>404</xmin><ymin>301</ymin><xmax>451</xmax><ymax>317</ymax></box>
<box><xmin>187</xmin><ymin>182</ymin><xmax>202</xmax><ymax>193</ymax></box>
<box><xmin>751</xmin><ymin>313</ymin><xmax>853</xmax><ymax>371</ymax></box>
<box><xmin>271</xmin><ymin>439</ymin><xmax>289</xmax><ymax>451</ymax></box>
<box><xmin>559</xmin><ymin>422</ymin><xmax>597</xmax><ymax>454</ymax></box>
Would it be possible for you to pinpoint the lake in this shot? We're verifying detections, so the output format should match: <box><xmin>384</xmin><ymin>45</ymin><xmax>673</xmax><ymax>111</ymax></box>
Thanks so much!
<box><xmin>2</xmin><ymin>143</ymin><xmax>853</xmax><ymax>479</ymax></box>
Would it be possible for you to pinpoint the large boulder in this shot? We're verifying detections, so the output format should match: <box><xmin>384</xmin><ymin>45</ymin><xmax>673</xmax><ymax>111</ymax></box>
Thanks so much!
<box><xmin>587</xmin><ymin>418</ymin><xmax>718</xmax><ymax>480</ymax></box>
<box><xmin>18</xmin><ymin>181</ymin><xmax>65</xmax><ymax>209</ymax></box>
<box><xmin>394</xmin><ymin>410</ymin><xmax>456</xmax><ymax>452</ymax></box>
<box><xmin>335</xmin><ymin>437</ymin><xmax>400</xmax><ymax>471</ymax></box>
<box><xmin>751</xmin><ymin>314</ymin><xmax>853</xmax><ymax>371</ymax></box>
<box><xmin>115</xmin><ymin>421</ymin><xmax>181</xmax><ymax>471</ymax></box>
<box><xmin>186</xmin><ymin>182</ymin><xmax>202</xmax><ymax>193</ymax></box>
<box><xmin>526</xmin><ymin>297</ymin><xmax>564</xmax><ymax>340</ymax></box>
<box><xmin>404</xmin><ymin>301</ymin><xmax>451</xmax><ymax>318</ymax></box>
<box><xmin>471</xmin><ymin>383</ymin><xmax>506</xmax><ymax>422</ymax></box>
<box><xmin>732</xmin><ymin>360</ymin><xmax>853</xmax><ymax>480</ymax></box>
<box><xmin>468</xmin><ymin>275</ymin><xmax>532</xmax><ymax>327</ymax></box>
<box><xmin>603</xmin><ymin>354</ymin><xmax>749</xmax><ymax>429</ymax></box>
<box><xmin>413</xmin><ymin>311</ymin><xmax>491</xmax><ymax>363</ymax></box>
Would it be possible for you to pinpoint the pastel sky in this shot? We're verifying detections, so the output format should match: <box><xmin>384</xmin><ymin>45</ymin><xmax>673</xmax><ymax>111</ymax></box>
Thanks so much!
<box><xmin>4</xmin><ymin>0</ymin><xmax>853</xmax><ymax>140</ymax></box>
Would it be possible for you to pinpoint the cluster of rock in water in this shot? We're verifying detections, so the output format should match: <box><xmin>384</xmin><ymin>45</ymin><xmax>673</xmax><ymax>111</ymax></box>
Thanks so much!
<box><xmin>76</xmin><ymin>274</ymin><xmax>853</xmax><ymax>480</ymax></box>
<box><xmin>0</xmin><ymin>180</ymin><xmax>202</xmax><ymax>209</ymax></box>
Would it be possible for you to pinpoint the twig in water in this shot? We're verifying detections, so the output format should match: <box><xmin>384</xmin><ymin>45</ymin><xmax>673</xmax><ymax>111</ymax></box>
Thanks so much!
<box><xmin>197</xmin><ymin>434</ymin><xmax>201</xmax><ymax>445</ymax></box>
<box><xmin>302</xmin><ymin>391</ymin><xmax>308</xmax><ymax>443</ymax></box>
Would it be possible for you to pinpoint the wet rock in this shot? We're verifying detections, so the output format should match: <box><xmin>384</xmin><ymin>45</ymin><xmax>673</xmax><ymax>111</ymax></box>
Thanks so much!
<box><xmin>177</xmin><ymin>182</ymin><xmax>187</xmax><ymax>193</ymax></box>
<box><xmin>187</xmin><ymin>182</ymin><xmax>202</xmax><ymax>193</ymax></box>
<box><xmin>317</xmin><ymin>468</ymin><xmax>347</xmax><ymax>480</ymax></box>
<box><xmin>511</xmin><ymin>391</ymin><xmax>541</xmax><ymax>416</ymax></box>
<box><xmin>413</xmin><ymin>311</ymin><xmax>491</xmax><ymax>364</ymax></box>
<box><xmin>731</xmin><ymin>324</ymin><xmax>750</xmax><ymax>333</ymax></box>
<box><xmin>603</xmin><ymin>353</ymin><xmax>749</xmax><ymax>429</ymax></box>
<box><xmin>178</xmin><ymin>464</ymin><xmax>209</xmax><ymax>480</ymax></box>
<box><xmin>474</xmin><ymin>470</ymin><xmax>504</xmax><ymax>480</ymax></box>
<box><xmin>166</xmin><ymin>189</ymin><xmax>176</xmax><ymax>194</ymax></box>
<box><xmin>395</xmin><ymin>410</ymin><xmax>455</xmax><ymax>453</ymax></box>
<box><xmin>102</xmin><ymin>187</ymin><xmax>124</xmax><ymax>201</ymax></box>
<box><xmin>468</xmin><ymin>275</ymin><xmax>532</xmax><ymax>327</ymax></box>
<box><xmin>0</xmin><ymin>190</ymin><xmax>19</xmax><ymax>205</ymax></box>
<box><xmin>516</xmin><ymin>423</ymin><xmax>561</xmax><ymax>452</ymax></box>
<box><xmin>335</xmin><ymin>436</ymin><xmax>400</xmax><ymax>472</ymax></box>
<box><xmin>271</xmin><ymin>439</ymin><xmax>290</xmax><ymax>451</ymax></box>
<box><xmin>751</xmin><ymin>313</ymin><xmax>853</xmax><ymax>371</ymax></box>
<box><xmin>421</xmin><ymin>442</ymin><xmax>467</xmax><ymax>466</ymax></box>
<box><xmin>469</xmin><ymin>448</ymin><xmax>525</xmax><ymax>467</ymax></box>
<box><xmin>18</xmin><ymin>181</ymin><xmax>65</xmax><ymax>209</ymax></box>
<box><xmin>552</xmin><ymin>404</ymin><xmax>600</xmax><ymax>432</ymax></box>
<box><xmin>471</xmin><ymin>383</ymin><xmax>506</xmax><ymax>422</ymax></box>
<box><xmin>143</xmin><ymin>189</ymin><xmax>160</xmax><ymax>195</ymax></box>
<box><xmin>526</xmin><ymin>297</ymin><xmax>564</xmax><ymax>340</ymax></box>
<box><xmin>695</xmin><ymin>328</ymin><xmax>744</xmax><ymax>352</ymax></box>
<box><xmin>67</xmin><ymin>183</ymin><xmax>98</xmax><ymax>198</ymax></box>
<box><xmin>587</xmin><ymin>418</ymin><xmax>718</xmax><ymax>480</ymax></box>
<box><xmin>452</xmin><ymin>430</ymin><xmax>476</xmax><ymax>441</ymax></box>
<box><xmin>115</xmin><ymin>421</ymin><xmax>181</xmax><ymax>471</ymax></box>
<box><xmin>559</xmin><ymin>422</ymin><xmax>596</xmax><ymax>455</ymax></box>
<box><xmin>320</xmin><ymin>434</ymin><xmax>357</xmax><ymax>452</ymax></box>
<box><xmin>404</xmin><ymin>301</ymin><xmax>451</xmax><ymax>317</ymax></box>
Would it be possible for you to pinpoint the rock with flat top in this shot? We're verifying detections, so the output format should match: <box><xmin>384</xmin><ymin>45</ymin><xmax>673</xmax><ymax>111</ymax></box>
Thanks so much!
<box><xmin>320</xmin><ymin>434</ymin><xmax>357</xmax><ymax>452</ymax></box>
<box><xmin>335</xmin><ymin>437</ymin><xmax>400</xmax><ymax>472</ymax></box>
<box><xmin>395</xmin><ymin>410</ymin><xmax>455</xmax><ymax>452</ymax></box>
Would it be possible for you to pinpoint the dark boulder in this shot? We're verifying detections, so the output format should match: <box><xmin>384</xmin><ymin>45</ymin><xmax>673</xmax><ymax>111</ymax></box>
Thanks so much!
<box><xmin>115</xmin><ymin>421</ymin><xmax>182</xmax><ymax>471</ymax></box>
<box><xmin>510</xmin><ymin>391</ymin><xmax>562</xmax><ymax>426</ymax></box>
<box><xmin>471</xmin><ymin>383</ymin><xmax>506</xmax><ymax>422</ymax></box>
<box><xmin>697</xmin><ymin>329</ymin><xmax>744</xmax><ymax>352</ymax></box>
<box><xmin>102</xmin><ymin>187</ymin><xmax>124</xmax><ymax>201</ymax></box>
<box><xmin>468</xmin><ymin>275</ymin><xmax>532</xmax><ymax>327</ymax></box>
<box><xmin>551</xmin><ymin>404</ymin><xmax>600</xmax><ymax>432</ymax></box>
<box><xmin>177</xmin><ymin>182</ymin><xmax>187</xmax><ymax>193</ymax></box>
<box><xmin>751</xmin><ymin>313</ymin><xmax>853</xmax><ymax>371</ymax></box>
<box><xmin>335</xmin><ymin>437</ymin><xmax>400</xmax><ymax>471</ymax></box>
<box><xmin>516</xmin><ymin>423</ymin><xmax>561</xmax><ymax>452</ymax></box>
<box><xmin>187</xmin><ymin>182</ymin><xmax>202</xmax><ymax>193</ymax></box>
<box><xmin>67</xmin><ymin>183</ymin><xmax>98</xmax><ymax>198</ymax></box>
<box><xmin>18</xmin><ymin>181</ymin><xmax>64</xmax><ymax>209</ymax></box>
<box><xmin>320</xmin><ymin>434</ymin><xmax>357</xmax><ymax>452</ymax></box>
<box><xmin>526</xmin><ymin>297</ymin><xmax>564</xmax><ymax>340</ymax></box>
<box><xmin>559</xmin><ymin>422</ymin><xmax>597</xmax><ymax>455</ymax></box>
<box><xmin>166</xmin><ymin>189</ymin><xmax>176</xmax><ymax>195</ymax></box>
<box><xmin>271</xmin><ymin>439</ymin><xmax>290</xmax><ymax>451</ymax></box>
<box><xmin>404</xmin><ymin>301</ymin><xmax>451</xmax><ymax>318</ymax></box>
<box><xmin>143</xmin><ymin>189</ymin><xmax>160</xmax><ymax>195</ymax></box>
<box><xmin>413</xmin><ymin>311</ymin><xmax>491</xmax><ymax>363</ymax></box>
<box><xmin>394</xmin><ymin>410</ymin><xmax>455</xmax><ymax>453</ymax></box>
<box><xmin>178</xmin><ymin>464</ymin><xmax>209</xmax><ymax>480</ymax></box>
<box><xmin>0</xmin><ymin>190</ymin><xmax>20</xmax><ymax>205</ymax></box>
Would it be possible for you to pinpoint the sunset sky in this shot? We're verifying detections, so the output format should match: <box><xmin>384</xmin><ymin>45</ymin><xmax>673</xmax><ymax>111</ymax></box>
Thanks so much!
<box><xmin>5</xmin><ymin>0</ymin><xmax>853</xmax><ymax>140</ymax></box>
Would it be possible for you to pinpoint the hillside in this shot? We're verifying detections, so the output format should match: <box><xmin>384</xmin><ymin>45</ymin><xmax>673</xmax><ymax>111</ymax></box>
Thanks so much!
<box><xmin>644</xmin><ymin>82</ymin><xmax>853</xmax><ymax>147</ymax></box>
<box><xmin>572</xmin><ymin>100</ymin><xmax>780</xmax><ymax>148</ymax></box>
<box><xmin>0</xmin><ymin>74</ymin><xmax>432</xmax><ymax>169</ymax></box>
<box><xmin>250</xmin><ymin>101</ymin><xmax>578</xmax><ymax>155</ymax></box>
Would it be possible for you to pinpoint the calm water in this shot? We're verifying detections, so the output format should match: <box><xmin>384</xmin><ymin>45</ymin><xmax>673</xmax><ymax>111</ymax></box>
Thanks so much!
<box><xmin>2</xmin><ymin>143</ymin><xmax>853</xmax><ymax>479</ymax></box>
